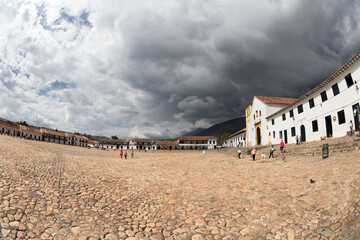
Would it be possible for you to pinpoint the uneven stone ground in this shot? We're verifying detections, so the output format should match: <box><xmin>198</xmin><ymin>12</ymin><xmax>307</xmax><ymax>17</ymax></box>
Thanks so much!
<box><xmin>0</xmin><ymin>135</ymin><xmax>359</xmax><ymax>240</ymax></box>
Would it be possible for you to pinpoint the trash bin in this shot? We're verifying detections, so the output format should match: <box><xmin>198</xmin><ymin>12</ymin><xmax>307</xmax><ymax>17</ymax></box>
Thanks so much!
<box><xmin>322</xmin><ymin>144</ymin><xmax>329</xmax><ymax>158</ymax></box>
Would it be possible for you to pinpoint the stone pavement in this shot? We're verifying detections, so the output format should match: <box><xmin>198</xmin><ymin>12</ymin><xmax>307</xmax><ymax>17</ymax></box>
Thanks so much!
<box><xmin>0</xmin><ymin>135</ymin><xmax>359</xmax><ymax>240</ymax></box>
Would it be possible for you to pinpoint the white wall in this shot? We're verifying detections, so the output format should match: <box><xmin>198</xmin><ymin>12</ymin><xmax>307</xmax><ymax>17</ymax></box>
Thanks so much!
<box><xmin>207</xmin><ymin>139</ymin><xmax>217</xmax><ymax>149</ymax></box>
<box><xmin>268</xmin><ymin>60</ymin><xmax>360</xmax><ymax>144</ymax></box>
<box><xmin>223</xmin><ymin>132</ymin><xmax>246</xmax><ymax>147</ymax></box>
<box><xmin>21</xmin><ymin>130</ymin><xmax>42</xmax><ymax>140</ymax></box>
<box><xmin>248</xmin><ymin>97</ymin><xmax>289</xmax><ymax>146</ymax></box>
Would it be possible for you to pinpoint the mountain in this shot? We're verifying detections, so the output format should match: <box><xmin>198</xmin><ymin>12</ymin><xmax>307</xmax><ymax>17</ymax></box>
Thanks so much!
<box><xmin>184</xmin><ymin>117</ymin><xmax>246</xmax><ymax>138</ymax></box>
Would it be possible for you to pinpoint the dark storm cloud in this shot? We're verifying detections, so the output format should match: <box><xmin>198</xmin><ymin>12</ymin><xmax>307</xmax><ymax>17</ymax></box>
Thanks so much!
<box><xmin>1</xmin><ymin>0</ymin><xmax>360</xmax><ymax>139</ymax></box>
<box><xmin>118</xmin><ymin>0</ymin><xmax>360</xmax><ymax>132</ymax></box>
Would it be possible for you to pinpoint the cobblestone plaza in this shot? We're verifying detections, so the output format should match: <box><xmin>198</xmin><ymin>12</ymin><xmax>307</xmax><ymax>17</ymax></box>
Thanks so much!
<box><xmin>0</xmin><ymin>135</ymin><xmax>359</xmax><ymax>239</ymax></box>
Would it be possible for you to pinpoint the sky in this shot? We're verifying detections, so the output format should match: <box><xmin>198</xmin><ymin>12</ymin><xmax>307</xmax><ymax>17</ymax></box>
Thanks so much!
<box><xmin>0</xmin><ymin>0</ymin><xmax>360</xmax><ymax>139</ymax></box>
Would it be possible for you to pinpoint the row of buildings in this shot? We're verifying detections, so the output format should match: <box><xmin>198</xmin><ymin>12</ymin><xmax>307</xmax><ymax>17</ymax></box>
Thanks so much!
<box><xmin>223</xmin><ymin>51</ymin><xmax>360</xmax><ymax>147</ymax></box>
<box><xmin>94</xmin><ymin>136</ymin><xmax>218</xmax><ymax>150</ymax></box>
<box><xmin>0</xmin><ymin>119</ymin><xmax>218</xmax><ymax>150</ymax></box>
<box><xmin>0</xmin><ymin>119</ymin><xmax>89</xmax><ymax>147</ymax></box>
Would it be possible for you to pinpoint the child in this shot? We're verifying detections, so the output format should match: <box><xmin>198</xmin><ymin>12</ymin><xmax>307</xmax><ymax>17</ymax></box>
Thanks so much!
<box><xmin>251</xmin><ymin>147</ymin><xmax>256</xmax><ymax>161</ymax></box>
<box><xmin>238</xmin><ymin>149</ymin><xmax>242</xmax><ymax>159</ymax></box>
<box><xmin>269</xmin><ymin>145</ymin><xmax>275</xmax><ymax>158</ymax></box>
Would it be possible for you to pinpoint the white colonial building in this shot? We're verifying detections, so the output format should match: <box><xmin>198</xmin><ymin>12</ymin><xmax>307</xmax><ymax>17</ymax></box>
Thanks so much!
<box><xmin>267</xmin><ymin>51</ymin><xmax>360</xmax><ymax>144</ymax></box>
<box><xmin>247</xmin><ymin>96</ymin><xmax>297</xmax><ymax>146</ymax></box>
<box><xmin>99</xmin><ymin>139</ymin><xmax>132</xmax><ymax>149</ymax></box>
<box><xmin>20</xmin><ymin>125</ymin><xmax>42</xmax><ymax>140</ymax></box>
<box><xmin>179</xmin><ymin>136</ymin><xmax>217</xmax><ymax>149</ymax></box>
<box><xmin>222</xmin><ymin>128</ymin><xmax>247</xmax><ymax>147</ymax></box>
<box><xmin>87</xmin><ymin>140</ymin><xmax>100</xmax><ymax>148</ymax></box>
<box><xmin>0</xmin><ymin>120</ymin><xmax>20</xmax><ymax>136</ymax></box>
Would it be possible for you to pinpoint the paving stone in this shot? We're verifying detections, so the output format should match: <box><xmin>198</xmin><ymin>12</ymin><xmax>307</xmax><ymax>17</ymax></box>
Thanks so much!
<box><xmin>316</xmin><ymin>228</ymin><xmax>332</xmax><ymax>237</ymax></box>
<box><xmin>0</xmin><ymin>135</ymin><xmax>359</xmax><ymax>239</ymax></box>
<box><xmin>191</xmin><ymin>234</ymin><xmax>204</xmax><ymax>240</ymax></box>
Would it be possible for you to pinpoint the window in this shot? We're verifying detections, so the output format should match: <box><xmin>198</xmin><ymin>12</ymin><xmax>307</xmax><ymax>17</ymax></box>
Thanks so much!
<box><xmin>273</xmin><ymin>131</ymin><xmax>275</xmax><ymax>138</ymax></box>
<box><xmin>259</xmin><ymin>111</ymin><xmax>262</xmax><ymax>117</ymax></box>
<box><xmin>321</xmin><ymin>91</ymin><xmax>328</xmax><ymax>102</ymax></box>
<box><xmin>309</xmin><ymin>98</ymin><xmax>315</xmax><ymax>108</ymax></box>
<box><xmin>345</xmin><ymin>74</ymin><xmax>354</xmax><ymax>88</ymax></box>
<box><xmin>332</xmin><ymin>83</ymin><xmax>340</xmax><ymax>96</ymax></box>
<box><xmin>297</xmin><ymin>104</ymin><xmax>303</xmax><ymax>114</ymax></box>
<box><xmin>291</xmin><ymin>127</ymin><xmax>296</xmax><ymax>137</ymax></box>
<box><xmin>253</xmin><ymin>114</ymin><xmax>255</xmax><ymax>120</ymax></box>
<box><xmin>282</xmin><ymin>113</ymin><xmax>286</xmax><ymax>121</ymax></box>
<box><xmin>337</xmin><ymin>110</ymin><xmax>346</xmax><ymax>125</ymax></box>
<box><xmin>256</xmin><ymin>111</ymin><xmax>258</xmax><ymax>117</ymax></box>
<box><xmin>272</xmin><ymin>119</ymin><xmax>275</xmax><ymax>125</ymax></box>
<box><xmin>289</xmin><ymin>110</ymin><xmax>294</xmax><ymax>118</ymax></box>
<box><xmin>279</xmin><ymin>131</ymin><xmax>283</xmax><ymax>139</ymax></box>
<box><xmin>312</xmin><ymin>120</ymin><xmax>318</xmax><ymax>132</ymax></box>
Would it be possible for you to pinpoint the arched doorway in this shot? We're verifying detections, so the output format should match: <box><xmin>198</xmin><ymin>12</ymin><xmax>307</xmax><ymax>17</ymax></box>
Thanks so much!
<box><xmin>300</xmin><ymin>125</ymin><xmax>306</xmax><ymax>142</ymax></box>
<box><xmin>256</xmin><ymin>127</ymin><xmax>261</xmax><ymax>145</ymax></box>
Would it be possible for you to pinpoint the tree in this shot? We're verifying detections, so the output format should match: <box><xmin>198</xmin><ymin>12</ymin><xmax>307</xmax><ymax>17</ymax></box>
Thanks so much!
<box><xmin>111</xmin><ymin>135</ymin><xmax>118</xmax><ymax>139</ymax></box>
<box><xmin>218</xmin><ymin>132</ymin><xmax>232</xmax><ymax>146</ymax></box>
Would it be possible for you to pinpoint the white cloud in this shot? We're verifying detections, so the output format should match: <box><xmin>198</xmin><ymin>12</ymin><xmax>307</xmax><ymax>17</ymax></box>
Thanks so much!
<box><xmin>0</xmin><ymin>0</ymin><xmax>359</xmax><ymax>139</ymax></box>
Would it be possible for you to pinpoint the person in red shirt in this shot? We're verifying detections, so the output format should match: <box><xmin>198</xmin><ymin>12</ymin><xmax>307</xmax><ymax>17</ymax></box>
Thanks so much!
<box><xmin>120</xmin><ymin>150</ymin><xmax>123</xmax><ymax>159</ymax></box>
<box><xmin>280</xmin><ymin>140</ymin><xmax>285</xmax><ymax>153</ymax></box>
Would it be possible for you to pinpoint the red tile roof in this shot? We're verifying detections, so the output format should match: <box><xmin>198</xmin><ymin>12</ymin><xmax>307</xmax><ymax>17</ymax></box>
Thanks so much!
<box><xmin>133</xmin><ymin>139</ymin><xmax>154</xmax><ymax>143</ymax></box>
<box><xmin>179</xmin><ymin>136</ymin><xmax>217</xmax><ymax>141</ymax></box>
<box><xmin>0</xmin><ymin>122</ymin><xmax>19</xmax><ymax>131</ymax></box>
<box><xmin>100</xmin><ymin>139</ymin><xmax>131</xmax><ymax>143</ymax></box>
<box><xmin>155</xmin><ymin>140</ymin><xmax>179</xmax><ymax>146</ymax></box>
<box><xmin>20</xmin><ymin>125</ymin><xmax>42</xmax><ymax>134</ymax></box>
<box><xmin>75</xmin><ymin>135</ymin><xmax>89</xmax><ymax>140</ymax></box>
<box><xmin>256</xmin><ymin>96</ymin><xmax>297</xmax><ymax>105</ymax></box>
<box><xmin>40</xmin><ymin>128</ymin><xmax>68</xmax><ymax>137</ymax></box>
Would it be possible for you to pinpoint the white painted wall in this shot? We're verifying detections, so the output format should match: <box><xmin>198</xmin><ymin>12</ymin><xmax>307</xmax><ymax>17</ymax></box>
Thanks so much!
<box><xmin>223</xmin><ymin>132</ymin><xmax>247</xmax><ymax>147</ymax></box>
<box><xmin>248</xmin><ymin>97</ymin><xmax>289</xmax><ymax>146</ymax></box>
<box><xmin>207</xmin><ymin>139</ymin><xmax>217</xmax><ymax>149</ymax></box>
<box><xmin>21</xmin><ymin>130</ymin><xmax>42</xmax><ymax>140</ymax></box>
<box><xmin>268</xmin><ymin>60</ymin><xmax>360</xmax><ymax>144</ymax></box>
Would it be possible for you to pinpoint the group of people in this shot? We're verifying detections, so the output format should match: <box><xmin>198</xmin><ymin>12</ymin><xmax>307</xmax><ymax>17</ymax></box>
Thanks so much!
<box><xmin>295</xmin><ymin>135</ymin><xmax>302</xmax><ymax>145</ymax></box>
<box><xmin>119</xmin><ymin>150</ymin><xmax>134</xmax><ymax>159</ymax></box>
<box><xmin>238</xmin><ymin>139</ymin><xmax>285</xmax><ymax>161</ymax></box>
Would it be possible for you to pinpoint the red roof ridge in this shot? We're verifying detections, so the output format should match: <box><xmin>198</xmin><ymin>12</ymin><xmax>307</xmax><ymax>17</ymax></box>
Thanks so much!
<box><xmin>256</xmin><ymin>96</ymin><xmax>297</xmax><ymax>105</ymax></box>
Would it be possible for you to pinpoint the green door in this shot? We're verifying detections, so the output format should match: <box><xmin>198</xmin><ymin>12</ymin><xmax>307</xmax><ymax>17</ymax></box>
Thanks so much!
<box><xmin>325</xmin><ymin>115</ymin><xmax>333</xmax><ymax>137</ymax></box>
<box><xmin>256</xmin><ymin>127</ymin><xmax>261</xmax><ymax>145</ymax></box>
<box><xmin>300</xmin><ymin>125</ymin><xmax>306</xmax><ymax>142</ymax></box>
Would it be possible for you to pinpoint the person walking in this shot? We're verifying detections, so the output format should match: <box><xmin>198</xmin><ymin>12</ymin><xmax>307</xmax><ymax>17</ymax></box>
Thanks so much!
<box><xmin>131</xmin><ymin>151</ymin><xmax>134</xmax><ymax>158</ymax></box>
<box><xmin>203</xmin><ymin>149</ymin><xmax>206</xmax><ymax>155</ymax></box>
<box><xmin>280</xmin><ymin>139</ymin><xmax>285</xmax><ymax>153</ymax></box>
<box><xmin>349</xmin><ymin>120</ymin><xmax>354</xmax><ymax>136</ymax></box>
<box><xmin>124</xmin><ymin>151</ymin><xmax>127</xmax><ymax>160</ymax></box>
<box><xmin>296</xmin><ymin>135</ymin><xmax>299</xmax><ymax>145</ymax></box>
<box><xmin>269</xmin><ymin>145</ymin><xmax>275</xmax><ymax>158</ymax></box>
<box><xmin>238</xmin><ymin>149</ymin><xmax>242</xmax><ymax>159</ymax></box>
<box><xmin>251</xmin><ymin>147</ymin><xmax>256</xmax><ymax>161</ymax></box>
<box><xmin>120</xmin><ymin>150</ymin><xmax>123</xmax><ymax>159</ymax></box>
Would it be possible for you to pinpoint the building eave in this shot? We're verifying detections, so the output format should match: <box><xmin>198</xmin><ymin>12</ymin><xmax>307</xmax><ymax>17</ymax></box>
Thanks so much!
<box><xmin>266</xmin><ymin>51</ymin><xmax>360</xmax><ymax>120</ymax></box>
